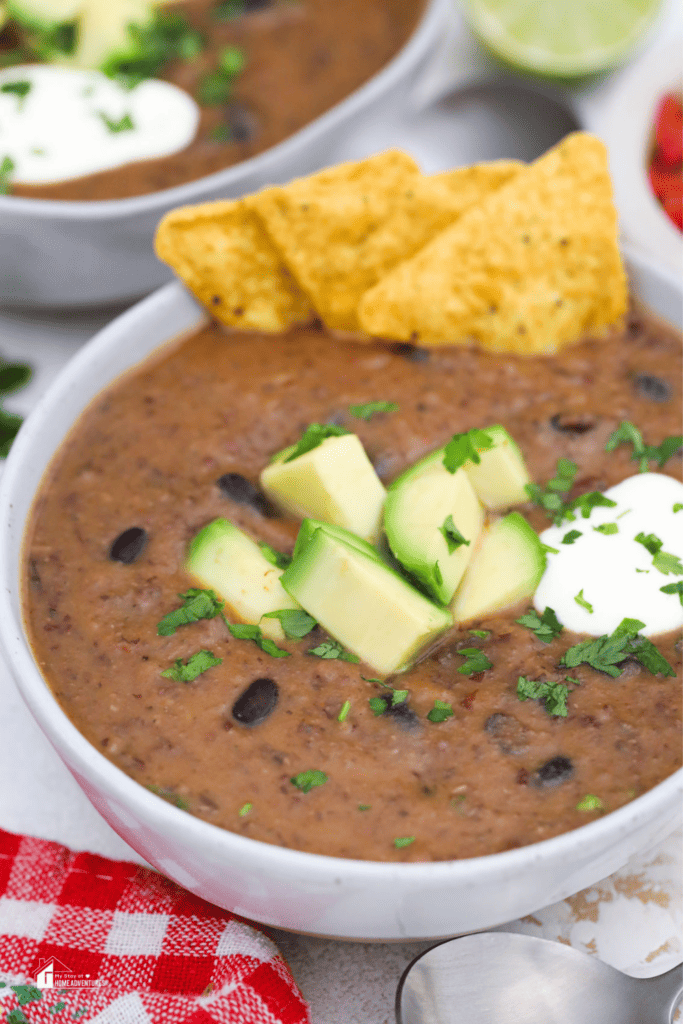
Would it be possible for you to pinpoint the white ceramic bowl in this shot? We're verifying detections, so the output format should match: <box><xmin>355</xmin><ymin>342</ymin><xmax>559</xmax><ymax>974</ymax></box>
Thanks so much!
<box><xmin>0</xmin><ymin>245</ymin><xmax>681</xmax><ymax>941</ymax></box>
<box><xmin>0</xmin><ymin>0</ymin><xmax>450</xmax><ymax>309</ymax></box>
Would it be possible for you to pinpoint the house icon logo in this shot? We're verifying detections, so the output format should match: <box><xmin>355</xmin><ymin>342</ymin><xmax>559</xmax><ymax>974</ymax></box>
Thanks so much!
<box><xmin>34</xmin><ymin>958</ymin><xmax>102</xmax><ymax>989</ymax></box>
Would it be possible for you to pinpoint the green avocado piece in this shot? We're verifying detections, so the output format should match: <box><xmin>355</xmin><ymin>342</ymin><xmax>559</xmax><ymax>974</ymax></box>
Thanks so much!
<box><xmin>186</xmin><ymin>517</ymin><xmax>300</xmax><ymax>642</ymax></box>
<box><xmin>293</xmin><ymin>518</ymin><xmax>385</xmax><ymax>563</ymax></box>
<box><xmin>384</xmin><ymin>448</ymin><xmax>483</xmax><ymax>604</ymax></box>
<box><xmin>260</xmin><ymin>433</ymin><xmax>386</xmax><ymax>542</ymax></box>
<box><xmin>450</xmin><ymin>511</ymin><xmax>546</xmax><ymax>623</ymax></box>
<box><xmin>462</xmin><ymin>424</ymin><xmax>532</xmax><ymax>509</ymax></box>
<box><xmin>281</xmin><ymin>527</ymin><xmax>452</xmax><ymax>675</ymax></box>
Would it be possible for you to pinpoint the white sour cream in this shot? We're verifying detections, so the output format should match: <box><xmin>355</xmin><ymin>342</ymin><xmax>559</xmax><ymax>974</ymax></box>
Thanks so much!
<box><xmin>0</xmin><ymin>64</ymin><xmax>200</xmax><ymax>185</ymax></box>
<box><xmin>534</xmin><ymin>472</ymin><xmax>683</xmax><ymax>637</ymax></box>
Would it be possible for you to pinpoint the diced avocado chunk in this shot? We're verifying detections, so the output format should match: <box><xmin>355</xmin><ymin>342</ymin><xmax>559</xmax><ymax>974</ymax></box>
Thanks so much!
<box><xmin>186</xmin><ymin>517</ymin><xmax>300</xmax><ymax>642</ymax></box>
<box><xmin>281</xmin><ymin>528</ymin><xmax>452</xmax><ymax>675</ymax></box>
<box><xmin>384</xmin><ymin>448</ymin><xmax>483</xmax><ymax>604</ymax></box>
<box><xmin>293</xmin><ymin>518</ymin><xmax>385</xmax><ymax>563</ymax></box>
<box><xmin>462</xmin><ymin>424</ymin><xmax>531</xmax><ymax>510</ymax></box>
<box><xmin>74</xmin><ymin>0</ymin><xmax>154</xmax><ymax>69</ymax></box>
<box><xmin>450</xmin><ymin>511</ymin><xmax>546</xmax><ymax>623</ymax></box>
<box><xmin>260</xmin><ymin>433</ymin><xmax>386</xmax><ymax>542</ymax></box>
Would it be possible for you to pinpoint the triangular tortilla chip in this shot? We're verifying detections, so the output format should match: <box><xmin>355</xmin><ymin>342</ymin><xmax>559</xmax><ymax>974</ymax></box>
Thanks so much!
<box><xmin>155</xmin><ymin>199</ymin><xmax>313</xmax><ymax>333</ymax></box>
<box><xmin>249</xmin><ymin>152</ymin><xmax>523</xmax><ymax>335</ymax></box>
<box><xmin>358</xmin><ymin>133</ymin><xmax>627</xmax><ymax>354</ymax></box>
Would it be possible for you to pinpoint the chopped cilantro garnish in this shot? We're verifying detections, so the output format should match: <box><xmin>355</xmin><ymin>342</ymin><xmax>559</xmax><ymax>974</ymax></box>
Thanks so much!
<box><xmin>157</xmin><ymin>588</ymin><xmax>225</xmax><ymax>635</ymax></box>
<box><xmin>97</xmin><ymin>110</ymin><xmax>135</xmax><ymax>134</ymax></box>
<box><xmin>258</xmin><ymin>540</ymin><xmax>291</xmax><ymax>569</ymax></box>
<box><xmin>516</xmin><ymin>675</ymin><xmax>570</xmax><ymax>716</ymax></box>
<box><xmin>468</xmin><ymin>629</ymin><xmax>490</xmax><ymax>639</ymax></box>
<box><xmin>358</xmin><ymin>803</ymin><xmax>371</xmax><ymax>811</ymax></box>
<box><xmin>0</xmin><ymin>155</ymin><xmax>15</xmax><ymax>195</ymax></box>
<box><xmin>238</xmin><ymin>802</ymin><xmax>252</xmax><ymax>816</ymax></box>
<box><xmin>593</xmin><ymin>523</ymin><xmax>618</xmax><ymax>535</ymax></box>
<box><xmin>652</xmin><ymin>551</ymin><xmax>683</xmax><ymax>576</ymax></box>
<box><xmin>261</xmin><ymin>608</ymin><xmax>317</xmax><ymax>638</ymax></box>
<box><xmin>525</xmin><ymin>458</ymin><xmax>577</xmax><ymax>523</ymax></box>
<box><xmin>290</xmin><ymin>769</ymin><xmax>327</xmax><ymax>793</ymax></box>
<box><xmin>634</xmin><ymin>531</ymin><xmax>662</xmax><ymax>556</ymax></box>
<box><xmin>393</xmin><ymin>836</ymin><xmax>415</xmax><ymax>848</ymax></box>
<box><xmin>338</xmin><ymin>700</ymin><xmax>351</xmax><ymax>722</ymax></box>
<box><xmin>198</xmin><ymin>45</ymin><xmax>246</xmax><ymax>105</ymax></box>
<box><xmin>227</xmin><ymin>622</ymin><xmax>290</xmax><ymax>657</ymax></box>
<box><xmin>674</xmin><ymin>504</ymin><xmax>683</xmax><ymax>513</ymax></box>
<box><xmin>210</xmin><ymin>123</ymin><xmax>233</xmax><ymax>143</ymax></box>
<box><xmin>279</xmin><ymin>423</ymin><xmax>348</xmax><ymax>463</ymax></box>
<box><xmin>561</xmin><ymin>618</ymin><xmax>675</xmax><ymax>677</ymax></box>
<box><xmin>361</xmin><ymin>675</ymin><xmax>382</xmax><ymax>683</ymax></box>
<box><xmin>146</xmin><ymin>785</ymin><xmax>189</xmax><ymax>810</ymax></box>
<box><xmin>102</xmin><ymin>10</ymin><xmax>204</xmax><ymax>88</ymax></box>
<box><xmin>308</xmin><ymin>640</ymin><xmax>359</xmax><ymax>661</ymax></box>
<box><xmin>368</xmin><ymin>696</ymin><xmax>386</xmax><ymax>716</ymax></box>
<box><xmin>1</xmin><ymin>80</ymin><xmax>31</xmax><ymax>109</ymax></box>
<box><xmin>576</xmin><ymin>794</ymin><xmax>603</xmax><ymax>812</ymax></box>
<box><xmin>9</xmin><ymin>986</ymin><xmax>41</xmax><ymax>1006</ymax></box>
<box><xmin>456</xmin><ymin>647</ymin><xmax>492</xmax><ymax>674</ymax></box>
<box><xmin>161</xmin><ymin>649</ymin><xmax>222</xmax><ymax>682</ymax></box>
<box><xmin>574</xmin><ymin>589</ymin><xmax>593</xmax><ymax>613</ymax></box>
<box><xmin>605</xmin><ymin>421</ymin><xmax>683</xmax><ymax>472</ymax></box>
<box><xmin>348</xmin><ymin>400</ymin><xmax>399</xmax><ymax>419</ymax></box>
<box><xmin>569</xmin><ymin>491</ymin><xmax>618</xmax><ymax>520</ymax></box>
<box><xmin>660</xmin><ymin>581</ymin><xmax>683</xmax><ymax>605</ymax></box>
<box><xmin>515</xmin><ymin>606</ymin><xmax>563</xmax><ymax>644</ymax></box>
<box><xmin>440</xmin><ymin>514</ymin><xmax>470</xmax><ymax>553</ymax></box>
<box><xmin>427</xmin><ymin>699</ymin><xmax>454</xmax><ymax>723</ymax></box>
<box><xmin>562</xmin><ymin>529</ymin><xmax>582</xmax><ymax>544</ymax></box>
<box><xmin>442</xmin><ymin>428</ymin><xmax>494</xmax><ymax>473</ymax></box>
<box><xmin>369</xmin><ymin>686</ymin><xmax>409</xmax><ymax>716</ymax></box>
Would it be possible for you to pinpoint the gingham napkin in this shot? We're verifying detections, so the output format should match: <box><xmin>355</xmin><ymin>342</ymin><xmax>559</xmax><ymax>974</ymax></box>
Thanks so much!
<box><xmin>0</xmin><ymin>829</ymin><xmax>310</xmax><ymax>1024</ymax></box>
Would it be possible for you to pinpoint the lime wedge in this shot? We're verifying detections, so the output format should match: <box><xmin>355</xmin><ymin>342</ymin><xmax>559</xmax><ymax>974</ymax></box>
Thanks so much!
<box><xmin>461</xmin><ymin>0</ymin><xmax>663</xmax><ymax>77</ymax></box>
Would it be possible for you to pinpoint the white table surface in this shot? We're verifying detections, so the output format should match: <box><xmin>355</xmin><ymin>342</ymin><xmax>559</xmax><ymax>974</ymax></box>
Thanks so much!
<box><xmin>1</xmin><ymin>5</ymin><xmax>682</xmax><ymax>1019</ymax></box>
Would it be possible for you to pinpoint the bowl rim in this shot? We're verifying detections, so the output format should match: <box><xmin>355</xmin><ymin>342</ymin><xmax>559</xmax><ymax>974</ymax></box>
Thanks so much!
<box><xmin>0</xmin><ymin>241</ymin><xmax>681</xmax><ymax>886</ymax></box>
<box><xmin>0</xmin><ymin>0</ymin><xmax>450</xmax><ymax>222</ymax></box>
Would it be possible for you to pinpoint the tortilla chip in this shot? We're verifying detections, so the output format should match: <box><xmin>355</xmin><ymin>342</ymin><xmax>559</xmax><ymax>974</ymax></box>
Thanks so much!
<box><xmin>249</xmin><ymin>152</ymin><xmax>521</xmax><ymax>335</ymax></box>
<box><xmin>357</xmin><ymin>133</ymin><xmax>627</xmax><ymax>355</ymax></box>
<box><xmin>155</xmin><ymin>199</ymin><xmax>313</xmax><ymax>333</ymax></box>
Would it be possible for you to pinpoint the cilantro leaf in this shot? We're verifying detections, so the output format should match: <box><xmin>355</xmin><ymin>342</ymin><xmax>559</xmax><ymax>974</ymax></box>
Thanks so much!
<box><xmin>561</xmin><ymin>618</ymin><xmax>674</xmax><ymax>677</ymax></box>
<box><xmin>101</xmin><ymin>9</ymin><xmax>204</xmax><ymax>87</ymax></box>
<box><xmin>440</xmin><ymin>514</ymin><xmax>470</xmax><ymax>553</ymax></box>
<box><xmin>308</xmin><ymin>639</ymin><xmax>359</xmax><ymax>662</ymax></box>
<box><xmin>261</xmin><ymin>608</ymin><xmax>317</xmax><ymax>638</ymax></box>
<box><xmin>97</xmin><ymin>110</ymin><xmax>135</xmax><ymax>133</ymax></box>
<box><xmin>515</xmin><ymin>606</ymin><xmax>563</xmax><ymax>643</ymax></box>
<box><xmin>660</xmin><ymin>581</ymin><xmax>683</xmax><ymax>605</ymax></box>
<box><xmin>146</xmin><ymin>785</ymin><xmax>189</xmax><ymax>810</ymax></box>
<box><xmin>576</xmin><ymin>794</ymin><xmax>603</xmax><ymax>811</ymax></box>
<box><xmin>258</xmin><ymin>540</ymin><xmax>291</xmax><ymax>569</ymax></box>
<box><xmin>427</xmin><ymin>699</ymin><xmax>454</xmax><ymax>723</ymax></box>
<box><xmin>290</xmin><ymin>769</ymin><xmax>327</xmax><ymax>793</ymax></box>
<box><xmin>161</xmin><ymin>649</ymin><xmax>222</xmax><ymax>682</ymax></box>
<box><xmin>278</xmin><ymin>423</ymin><xmax>349</xmax><ymax>463</ymax></box>
<box><xmin>634</xmin><ymin>531</ymin><xmax>663</xmax><ymax>556</ymax></box>
<box><xmin>525</xmin><ymin>458</ymin><xmax>577</xmax><ymax>523</ymax></box>
<box><xmin>227</xmin><ymin>622</ymin><xmax>290</xmax><ymax>657</ymax></box>
<box><xmin>394</xmin><ymin>836</ymin><xmax>415</xmax><ymax>848</ymax></box>
<box><xmin>338</xmin><ymin>700</ymin><xmax>351</xmax><ymax>722</ymax></box>
<box><xmin>562</xmin><ymin>530</ymin><xmax>582</xmax><ymax>544</ymax></box>
<box><xmin>238</xmin><ymin>802</ymin><xmax>252</xmax><ymax>816</ymax></box>
<box><xmin>1</xmin><ymin>80</ymin><xmax>31</xmax><ymax>109</ymax></box>
<box><xmin>368</xmin><ymin>696</ymin><xmax>386</xmax><ymax>716</ymax></box>
<box><xmin>456</xmin><ymin>647</ymin><xmax>492</xmax><ymax>674</ymax></box>
<box><xmin>605</xmin><ymin>421</ymin><xmax>683</xmax><ymax>472</ymax></box>
<box><xmin>574</xmin><ymin>589</ymin><xmax>593</xmax><ymax>613</ymax></box>
<box><xmin>157</xmin><ymin>588</ymin><xmax>225</xmax><ymax>635</ymax></box>
<box><xmin>0</xmin><ymin>155</ymin><xmax>15</xmax><ymax>195</ymax></box>
<box><xmin>593</xmin><ymin>523</ymin><xmax>618</xmax><ymax>535</ymax></box>
<box><xmin>516</xmin><ymin>676</ymin><xmax>570</xmax><ymax>716</ymax></box>
<box><xmin>442</xmin><ymin>428</ymin><xmax>494</xmax><ymax>473</ymax></box>
<box><xmin>568</xmin><ymin>491</ymin><xmax>618</xmax><ymax>520</ymax></box>
<box><xmin>652</xmin><ymin>550</ymin><xmax>683</xmax><ymax>576</ymax></box>
<box><xmin>468</xmin><ymin>629</ymin><xmax>490</xmax><ymax>639</ymax></box>
<box><xmin>348</xmin><ymin>400</ymin><xmax>399</xmax><ymax>419</ymax></box>
<box><xmin>674</xmin><ymin>504</ymin><xmax>683</xmax><ymax>514</ymax></box>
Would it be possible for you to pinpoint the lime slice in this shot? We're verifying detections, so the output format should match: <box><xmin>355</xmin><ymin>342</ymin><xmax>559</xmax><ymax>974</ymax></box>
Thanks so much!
<box><xmin>461</xmin><ymin>0</ymin><xmax>663</xmax><ymax>77</ymax></box>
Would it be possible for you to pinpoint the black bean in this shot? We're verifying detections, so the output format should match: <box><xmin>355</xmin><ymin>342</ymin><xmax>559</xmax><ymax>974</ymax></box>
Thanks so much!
<box><xmin>484</xmin><ymin>713</ymin><xmax>528</xmax><ymax>755</ymax></box>
<box><xmin>216</xmin><ymin>473</ymin><xmax>278</xmax><ymax>517</ymax></box>
<box><xmin>532</xmin><ymin>755</ymin><xmax>574</xmax><ymax>788</ymax></box>
<box><xmin>632</xmin><ymin>373</ymin><xmax>671</xmax><ymax>403</ymax></box>
<box><xmin>109</xmin><ymin>527</ymin><xmax>148</xmax><ymax>564</ymax></box>
<box><xmin>389</xmin><ymin>342</ymin><xmax>430</xmax><ymax>363</ymax></box>
<box><xmin>550</xmin><ymin>413</ymin><xmax>596</xmax><ymax>434</ymax></box>
<box><xmin>223</xmin><ymin>101</ymin><xmax>259</xmax><ymax>143</ymax></box>
<box><xmin>376</xmin><ymin>693</ymin><xmax>420</xmax><ymax>731</ymax></box>
<box><xmin>232</xmin><ymin>677</ymin><xmax>279</xmax><ymax>726</ymax></box>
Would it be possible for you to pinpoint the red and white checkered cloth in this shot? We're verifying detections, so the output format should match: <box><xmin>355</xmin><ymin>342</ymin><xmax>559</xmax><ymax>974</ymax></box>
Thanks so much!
<box><xmin>0</xmin><ymin>829</ymin><xmax>310</xmax><ymax>1024</ymax></box>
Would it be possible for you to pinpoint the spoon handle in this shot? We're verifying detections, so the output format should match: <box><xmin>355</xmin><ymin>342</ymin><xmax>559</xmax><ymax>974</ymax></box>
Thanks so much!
<box><xmin>636</xmin><ymin>963</ymin><xmax>683</xmax><ymax>1024</ymax></box>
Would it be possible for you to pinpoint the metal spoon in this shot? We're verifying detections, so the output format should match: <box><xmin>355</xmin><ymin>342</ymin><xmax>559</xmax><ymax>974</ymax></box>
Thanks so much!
<box><xmin>396</xmin><ymin>932</ymin><xmax>683</xmax><ymax>1024</ymax></box>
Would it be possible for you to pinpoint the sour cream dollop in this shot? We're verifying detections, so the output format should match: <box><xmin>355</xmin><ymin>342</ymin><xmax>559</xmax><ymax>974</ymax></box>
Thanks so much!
<box><xmin>534</xmin><ymin>472</ymin><xmax>683</xmax><ymax>637</ymax></box>
<box><xmin>0</xmin><ymin>64</ymin><xmax>200</xmax><ymax>185</ymax></box>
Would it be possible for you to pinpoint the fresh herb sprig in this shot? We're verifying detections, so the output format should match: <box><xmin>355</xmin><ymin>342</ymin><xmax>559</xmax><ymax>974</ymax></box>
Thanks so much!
<box><xmin>157</xmin><ymin>588</ymin><xmax>227</xmax><ymax>636</ymax></box>
<box><xmin>309</xmin><ymin>640</ymin><xmax>359</xmax><ymax>662</ymax></box>
<box><xmin>97</xmin><ymin>110</ymin><xmax>135</xmax><ymax>134</ymax></box>
<box><xmin>442</xmin><ymin>428</ymin><xmax>494</xmax><ymax>473</ymax></box>
<box><xmin>517</xmin><ymin>676</ymin><xmax>571</xmax><ymax>717</ymax></box>
<box><xmin>227</xmin><ymin>622</ymin><xmax>290</xmax><ymax>657</ymax></box>
<box><xmin>605</xmin><ymin>421</ymin><xmax>683</xmax><ymax>472</ymax></box>
<box><xmin>261</xmin><ymin>608</ymin><xmax>317</xmax><ymax>638</ymax></box>
<box><xmin>161</xmin><ymin>649</ymin><xmax>222</xmax><ymax>682</ymax></box>
<box><xmin>516</xmin><ymin>606</ymin><xmax>563</xmax><ymax>643</ymax></box>
<box><xmin>278</xmin><ymin>423</ymin><xmax>349</xmax><ymax>463</ymax></box>
<box><xmin>102</xmin><ymin>10</ymin><xmax>203</xmax><ymax>88</ymax></box>
<box><xmin>456</xmin><ymin>647</ymin><xmax>492</xmax><ymax>675</ymax></box>
<box><xmin>561</xmin><ymin>618</ymin><xmax>675</xmax><ymax>678</ymax></box>
<box><xmin>291</xmin><ymin>769</ymin><xmax>327</xmax><ymax>793</ymax></box>
<box><xmin>348</xmin><ymin>400</ymin><xmax>399</xmax><ymax>419</ymax></box>
<box><xmin>440</xmin><ymin>514</ymin><xmax>470</xmax><ymax>553</ymax></box>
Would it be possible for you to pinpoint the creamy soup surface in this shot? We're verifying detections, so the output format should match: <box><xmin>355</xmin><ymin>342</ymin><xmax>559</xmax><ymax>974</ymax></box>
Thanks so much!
<box><xmin>24</xmin><ymin>304</ymin><xmax>682</xmax><ymax>861</ymax></box>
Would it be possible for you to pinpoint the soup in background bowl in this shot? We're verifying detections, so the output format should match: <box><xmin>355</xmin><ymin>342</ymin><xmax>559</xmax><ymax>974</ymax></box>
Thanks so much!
<box><xmin>0</xmin><ymin>243</ymin><xmax>680</xmax><ymax>940</ymax></box>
